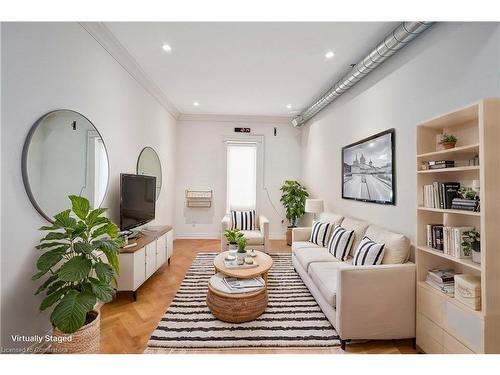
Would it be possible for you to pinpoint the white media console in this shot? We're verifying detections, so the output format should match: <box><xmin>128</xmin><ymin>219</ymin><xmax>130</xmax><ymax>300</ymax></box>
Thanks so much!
<box><xmin>116</xmin><ymin>225</ymin><xmax>173</xmax><ymax>300</ymax></box>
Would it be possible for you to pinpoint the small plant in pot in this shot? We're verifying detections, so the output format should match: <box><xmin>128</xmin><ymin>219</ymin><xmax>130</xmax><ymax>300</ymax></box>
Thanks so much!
<box><xmin>280</xmin><ymin>180</ymin><xmax>309</xmax><ymax>245</ymax></box>
<box><xmin>224</xmin><ymin>228</ymin><xmax>243</xmax><ymax>251</ymax></box>
<box><xmin>439</xmin><ymin>133</ymin><xmax>458</xmax><ymax>149</ymax></box>
<box><xmin>33</xmin><ymin>195</ymin><xmax>122</xmax><ymax>353</ymax></box>
<box><xmin>236</xmin><ymin>236</ymin><xmax>247</xmax><ymax>265</ymax></box>
<box><xmin>462</xmin><ymin>228</ymin><xmax>481</xmax><ymax>264</ymax></box>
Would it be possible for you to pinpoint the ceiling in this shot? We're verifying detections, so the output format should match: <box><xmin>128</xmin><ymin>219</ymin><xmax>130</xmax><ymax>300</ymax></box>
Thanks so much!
<box><xmin>106</xmin><ymin>22</ymin><xmax>398</xmax><ymax>117</ymax></box>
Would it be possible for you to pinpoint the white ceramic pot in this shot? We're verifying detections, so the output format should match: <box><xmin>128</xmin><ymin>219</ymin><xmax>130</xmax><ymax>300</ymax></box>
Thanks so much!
<box><xmin>472</xmin><ymin>250</ymin><xmax>481</xmax><ymax>264</ymax></box>
<box><xmin>228</xmin><ymin>243</ymin><xmax>237</xmax><ymax>252</ymax></box>
<box><xmin>237</xmin><ymin>251</ymin><xmax>247</xmax><ymax>265</ymax></box>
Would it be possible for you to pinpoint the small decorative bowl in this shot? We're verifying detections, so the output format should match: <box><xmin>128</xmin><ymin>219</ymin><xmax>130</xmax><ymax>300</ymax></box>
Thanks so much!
<box><xmin>248</xmin><ymin>249</ymin><xmax>257</xmax><ymax>257</ymax></box>
<box><xmin>244</xmin><ymin>257</ymin><xmax>254</xmax><ymax>264</ymax></box>
<box><xmin>225</xmin><ymin>254</ymin><xmax>236</xmax><ymax>261</ymax></box>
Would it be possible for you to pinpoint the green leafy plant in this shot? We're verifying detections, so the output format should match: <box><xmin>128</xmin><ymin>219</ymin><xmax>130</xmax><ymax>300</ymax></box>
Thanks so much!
<box><xmin>33</xmin><ymin>195</ymin><xmax>122</xmax><ymax>334</ymax></box>
<box><xmin>236</xmin><ymin>236</ymin><xmax>247</xmax><ymax>253</ymax></box>
<box><xmin>462</xmin><ymin>228</ymin><xmax>480</xmax><ymax>256</ymax></box>
<box><xmin>438</xmin><ymin>133</ymin><xmax>457</xmax><ymax>145</ymax></box>
<box><xmin>280</xmin><ymin>180</ymin><xmax>309</xmax><ymax>227</ymax></box>
<box><xmin>224</xmin><ymin>228</ymin><xmax>244</xmax><ymax>245</ymax></box>
<box><xmin>458</xmin><ymin>187</ymin><xmax>477</xmax><ymax>200</ymax></box>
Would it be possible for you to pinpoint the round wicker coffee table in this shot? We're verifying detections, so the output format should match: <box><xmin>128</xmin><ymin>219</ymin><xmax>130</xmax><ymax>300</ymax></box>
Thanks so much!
<box><xmin>207</xmin><ymin>251</ymin><xmax>273</xmax><ymax>323</ymax></box>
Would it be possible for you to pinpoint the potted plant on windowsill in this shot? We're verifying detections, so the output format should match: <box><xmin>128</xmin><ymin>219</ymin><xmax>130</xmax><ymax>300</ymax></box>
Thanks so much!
<box><xmin>439</xmin><ymin>133</ymin><xmax>458</xmax><ymax>149</ymax></box>
<box><xmin>462</xmin><ymin>228</ymin><xmax>481</xmax><ymax>264</ymax></box>
<box><xmin>280</xmin><ymin>180</ymin><xmax>309</xmax><ymax>246</ymax></box>
<box><xmin>224</xmin><ymin>228</ymin><xmax>244</xmax><ymax>252</ymax></box>
<box><xmin>236</xmin><ymin>236</ymin><xmax>248</xmax><ymax>265</ymax></box>
<box><xmin>33</xmin><ymin>195</ymin><xmax>122</xmax><ymax>353</ymax></box>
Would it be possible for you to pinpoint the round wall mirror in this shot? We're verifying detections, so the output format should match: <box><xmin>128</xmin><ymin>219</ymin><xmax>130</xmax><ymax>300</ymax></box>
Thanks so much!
<box><xmin>137</xmin><ymin>146</ymin><xmax>162</xmax><ymax>201</ymax></box>
<box><xmin>22</xmin><ymin>110</ymin><xmax>110</xmax><ymax>222</ymax></box>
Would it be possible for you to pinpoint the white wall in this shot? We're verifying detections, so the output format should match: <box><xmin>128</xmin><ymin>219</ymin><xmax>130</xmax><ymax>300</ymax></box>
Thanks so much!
<box><xmin>175</xmin><ymin>117</ymin><xmax>302</xmax><ymax>239</ymax></box>
<box><xmin>1</xmin><ymin>22</ymin><xmax>177</xmax><ymax>349</ymax></box>
<box><xmin>300</xmin><ymin>22</ymin><xmax>500</xmax><ymax>242</ymax></box>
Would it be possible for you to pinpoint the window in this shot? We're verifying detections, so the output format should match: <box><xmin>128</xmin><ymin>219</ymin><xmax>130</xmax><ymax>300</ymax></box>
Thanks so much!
<box><xmin>226</xmin><ymin>142</ymin><xmax>257</xmax><ymax>211</ymax></box>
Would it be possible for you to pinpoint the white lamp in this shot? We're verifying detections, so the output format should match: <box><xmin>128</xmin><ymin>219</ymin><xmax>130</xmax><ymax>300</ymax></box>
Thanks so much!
<box><xmin>305</xmin><ymin>199</ymin><xmax>324</xmax><ymax>221</ymax></box>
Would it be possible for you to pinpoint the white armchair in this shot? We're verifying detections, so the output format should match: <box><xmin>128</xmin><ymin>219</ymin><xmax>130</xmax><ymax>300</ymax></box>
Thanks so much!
<box><xmin>221</xmin><ymin>213</ymin><xmax>269</xmax><ymax>253</ymax></box>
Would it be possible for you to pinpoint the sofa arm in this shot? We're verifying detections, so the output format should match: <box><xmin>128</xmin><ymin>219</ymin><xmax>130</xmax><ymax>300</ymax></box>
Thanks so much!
<box><xmin>336</xmin><ymin>263</ymin><xmax>416</xmax><ymax>340</ymax></box>
<box><xmin>292</xmin><ymin>227</ymin><xmax>312</xmax><ymax>242</ymax></box>
<box><xmin>220</xmin><ymin>214</ymin><xmax>231</xmax><ymax>251</ymax></box>
<box><xmin>259</xmin><ymin>215</ymin><xmax>269</xmax><ymax>252</ymax></box>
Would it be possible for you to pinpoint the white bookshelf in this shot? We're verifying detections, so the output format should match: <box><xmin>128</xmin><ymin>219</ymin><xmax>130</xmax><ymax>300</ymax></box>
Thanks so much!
<box><xmin>416</xmin><ymin>98</ymin><xmax>500</xmax><ymax>354</ymax></box>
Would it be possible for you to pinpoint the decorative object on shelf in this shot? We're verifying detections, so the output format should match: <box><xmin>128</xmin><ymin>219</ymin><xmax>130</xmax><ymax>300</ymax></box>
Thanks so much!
<box><xmin>185</xmin><ymin>189</ymin><xmax>213</xmax><ymax>207</ymax></box>
<box><xmin>458</xmin><ymin>187</ymin><xmax>477</xmax><ymax>200</ymax></box>
<box><xmin>462</xmin><ymin>228</ymin><xmax>481</xmax><ymax>264</ymax></box>
<box><xmin>137</xmin><ymin>146</ymin><xmax>162</xmax><ymax>201</ymax></box>
<box><xmin>236</xmin><ymin>236</ymin><xmax>247</xmax><ymax>265</ymax></box>
<box><xmin>22</xmin><ymin>109</ymin><xmax>110</xmax><ymax>222</ymax></box>
<box><xmin>280</xmin><ymin>180</ymin><xmax>309</xmax><ymax>245</ymax></box>
<box><xmin>452</xmin><ymin>187</ymin><xmax>479</xmax><ymax>212</ymax></box>
<box><xmin>438</xmin><ymin>133</ymin><xmax>458</xmax><ymax>149</ymax></box>
<box><xmin>224</xmin><ymin>228</ymin><xmax>243</xmax><ymax>252</ymax></box>
<box><xmin>454</xmin><ymin>274</ymin><xmax>481</xmax><ymax>311</ymax></box>
<box><xmin>33</xmin><ymin>195</ymin><xmax>122</xmax><ymax>353</ymax></box>
<box><xmin>342</xmin><ymin>128</ymin><xmax>395</xmax><ymax>205</ymax></box>
<box><xmin>305</xmin><ymin>199</ymin><xmax>324</xmax><ymax>221</ymax></box>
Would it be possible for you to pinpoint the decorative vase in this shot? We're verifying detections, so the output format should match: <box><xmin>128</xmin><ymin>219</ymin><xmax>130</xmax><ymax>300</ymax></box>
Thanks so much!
<box><xmin>237</xmin><ymin>251</ymin><xmax>246</xmax><ymax>265</ymax></box>
<box><xmin>50</xmin><ymin>310</ymin><xmax>100</xmax><ymax>354</ymax></box>
<box><xmin>442</xmin><ymin>142</ymin><xmax>456</xmax><ymax>149</ymax></box>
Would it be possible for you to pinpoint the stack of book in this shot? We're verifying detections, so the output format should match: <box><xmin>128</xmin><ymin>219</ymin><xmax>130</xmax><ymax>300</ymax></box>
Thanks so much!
<box><xmin>426</xmin><ymin>268</ymin><xmax>457</xmax><ymax>296</ymax></box>
<box><xmin>222</xmin><ymin>277</ymin><xmax>264</xmax><ymax>291</ymax></box>
<box><xmin>451</xmin><ymin>198</ymin><xmax>479</xmax><ymax>212</ymax></box>
<box><xmin>426</xmin><ymin>160</ymin><xmax>455</xmax><ymax>170</ymax></box>
<box><xmin>423</xmin><ymin>182</ymin><xmax>460</xmax><ymax>209</ymax></box>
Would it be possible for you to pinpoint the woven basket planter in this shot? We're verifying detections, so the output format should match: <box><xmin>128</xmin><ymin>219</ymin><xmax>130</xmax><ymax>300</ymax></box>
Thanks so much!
<box><xmin>50</xmin><ymin>310</ymin><xmax>100</xmax><ymax>354</ymax></box>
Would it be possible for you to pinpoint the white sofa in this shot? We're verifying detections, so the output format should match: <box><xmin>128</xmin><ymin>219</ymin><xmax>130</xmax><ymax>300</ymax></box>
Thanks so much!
<box><xmin>292</xmin><ymin>212</ymin><xmax>415</xmax><ymax>350</ymax></box>
<box><xmin>221</xmin><ymin>213</ymin><xmax>269</xmax><ymax>252</ymax></box>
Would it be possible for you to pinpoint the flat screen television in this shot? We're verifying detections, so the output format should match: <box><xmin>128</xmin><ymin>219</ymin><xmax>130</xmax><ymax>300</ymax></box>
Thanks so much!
<box><xmin>120</xmin><ymin>173</ymin><xmax>156</xmax><ymax>231</ymax></box>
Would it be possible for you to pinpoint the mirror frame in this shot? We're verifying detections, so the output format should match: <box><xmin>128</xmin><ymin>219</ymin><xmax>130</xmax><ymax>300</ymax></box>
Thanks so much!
<box><xmin>136</xmin><ymin>146</ymin><xmax>162</xmax><ymax>201</ymax></box>
<box><xmin>21</xmin><ymin>109</ymin><xmax>110</xmax><ymax>222</ymax></box>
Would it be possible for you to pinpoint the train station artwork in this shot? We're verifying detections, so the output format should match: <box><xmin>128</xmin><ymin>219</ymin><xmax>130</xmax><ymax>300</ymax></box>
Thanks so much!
<box><xmin>342</xmin><ymin>129</ymin><xmax>395</xmax><ymax>205</ymax></box>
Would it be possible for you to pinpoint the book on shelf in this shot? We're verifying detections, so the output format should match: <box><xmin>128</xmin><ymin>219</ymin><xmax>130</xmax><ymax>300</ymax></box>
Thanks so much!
<box><xmin>425</xmin><ymin>276</ymin><xmax>455</xmax><ymax>296</ymax></box>
<box><xmin>423</xmin><ymin>182</ymin><xmax>460</xmax><ymax>209</ymax></box>
<box><xmin>426</xmin><ymin>225</ymin><xmax>473</xmax><ymax>258</ymax></box>
<box><xmin>451</xmin><ymin>198</ymin><xmax>479</xmax><ymax>212</ymax></box>
<box><xmin>426</xmin><ymin>224</ymin><xmax>444</xmax><ymax>251</ymax></box>
<box><xmin>428</xmin><ymin>268</ymin><xmax>457</xmax><ymax>284</ymax></box>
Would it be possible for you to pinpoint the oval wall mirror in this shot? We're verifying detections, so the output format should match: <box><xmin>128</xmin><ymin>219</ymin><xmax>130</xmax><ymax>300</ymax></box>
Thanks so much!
<box><xmin>137</xmin><ymin>146</ymin><xmax>162</xmax><ymax>201</ymax></box>
<box><xmin>22</xmin><ymin>110</ymin><xmax>110</xmax><ymax>222</ymax></box>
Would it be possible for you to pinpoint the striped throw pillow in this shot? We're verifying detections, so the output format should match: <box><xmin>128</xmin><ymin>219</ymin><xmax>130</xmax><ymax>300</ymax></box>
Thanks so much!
<box><xmin>231</xmin><ymin>210</ymin><xmax>256</xmax><ymax>231</ymax></box>
<box><xmin>328</xmin><ymin>225</ymin><xmax>355</xmax><ymax>261</ymax></box>
<box><xmin>353</xmin><ymin>236</ymin><xmax>385</xmax><ymax>266</ymax></box>
<box><xmin>309</xmin><ymin>221</ymin><xmax>333</xmax><ymax>247</ymax></box>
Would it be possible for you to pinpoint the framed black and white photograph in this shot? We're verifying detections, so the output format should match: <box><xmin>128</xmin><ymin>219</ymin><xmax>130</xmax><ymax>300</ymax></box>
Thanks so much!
<box><xmin>342</xmin><ymin>129</ymin><xmax>395</xmax><ymax>205</ymax></box>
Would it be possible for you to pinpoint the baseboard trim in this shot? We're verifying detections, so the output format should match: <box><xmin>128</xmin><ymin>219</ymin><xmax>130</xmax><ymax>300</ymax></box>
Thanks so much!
<box><xmin>175</xmin><ymin>233</ymin><xmax>286</xmax><ymax>240</ymax></box>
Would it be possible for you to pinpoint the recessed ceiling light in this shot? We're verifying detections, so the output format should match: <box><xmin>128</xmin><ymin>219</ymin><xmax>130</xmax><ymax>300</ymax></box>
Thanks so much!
<box><xmin>325</xmin><ymin>51</ymin><xmax>335</xmax><ymax>59</ymax></box>
<box><xmin>162</xmin><ymin>43</ymin><xmax>172</xmax><ymax>52</ymax></box>
<box><xmin>193</xmin><ymin>101</ymin><xmax>199</xmax><ymax>107</ymax></box>
<box><xmin>286</xmin><ymin>104</ymin><xmax>292</xmax><ymax>109</ymax></box>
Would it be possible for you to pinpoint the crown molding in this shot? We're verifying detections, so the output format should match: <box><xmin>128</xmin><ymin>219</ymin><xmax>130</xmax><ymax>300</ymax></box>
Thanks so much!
<box><xmin>79</xmin><ymin>22</ymin><xmax>180</xmax><ymax>120</ymax></box>
<box><xmin>178</xmin><ymin>113</ymin><xmax>293</xmax><ymax>124</ymax></box>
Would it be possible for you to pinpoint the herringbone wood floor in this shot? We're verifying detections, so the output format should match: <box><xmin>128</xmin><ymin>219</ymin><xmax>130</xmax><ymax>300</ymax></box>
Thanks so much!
<box><xmin>100</xmin><ymin>239</ymin><xmax>417</xmax><ymax>354</ymax></box>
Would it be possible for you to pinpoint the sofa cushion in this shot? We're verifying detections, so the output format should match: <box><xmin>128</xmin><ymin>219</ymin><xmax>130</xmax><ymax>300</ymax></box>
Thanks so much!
<box><xmin>309</xmin><ymin>221</ymin><xmax>334</xmax><ymax>247</ymax></box>
<box><xmin>340</xmin><ymin>217</ymin><xmax>369</xmax><ymax>256</ymax></box>
<box><xmin>307</xmin><ymin>262</ymin><xmax>351</xmax><ymax>307</ymax></box>
<box><xmin>327</xmin><ymin>225</ymin><xmax>355</xmax><ymax>261</ymax></box>
<box><xmin>353</xmin><ymin>236</ymin><xmax>385</xmax><ymax>266</ymax></box>
<box><xmin>240</xmin><ymin>230</ymin><xmax>264</xmax><ymax>245</ymax></box>
<box><xmin>231</xmin><ymin>210</ymin><xmax>256</xmax><ymax>230</ymax></box>
<box><xmin>365</xmin><ymin>225</ymin><xmax>410</xmax><ymax>264</ymax></box>
<box><xmin>291</xmin><ymin>241</ymin><xmax>320</xmax><ymax>254</ymax></box>
<box><xmin>317</xmin><ymin>212</ymin><xmax>344</xmax><ymax>226</ymax></box>
<box><xmin>294</xmin><ymin>247</ymin><xmax>338</xmax><ymax>272</ymax></box>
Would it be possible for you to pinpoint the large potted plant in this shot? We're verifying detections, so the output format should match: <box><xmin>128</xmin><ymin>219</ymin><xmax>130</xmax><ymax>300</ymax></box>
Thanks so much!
<box><xmin>33</xmin><ymin>195</ymin><xmax>122</xmax><ymax>353</ymax></box>
<box><xmin>224</xmin><ymin>228</ymin><xmax>244</xmax><ymax>251</ymax></box>
<box><xmin>280</xmin><ymin>180</ymin><xmax>309</xmax><ymax>245</ymax></box>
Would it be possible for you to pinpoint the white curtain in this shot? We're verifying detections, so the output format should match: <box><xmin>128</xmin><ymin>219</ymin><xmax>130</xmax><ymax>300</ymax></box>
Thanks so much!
<box><xmin>226</xmin><ymin>142</ymin><xmax>257</xmax><ymax>211</ymax></box>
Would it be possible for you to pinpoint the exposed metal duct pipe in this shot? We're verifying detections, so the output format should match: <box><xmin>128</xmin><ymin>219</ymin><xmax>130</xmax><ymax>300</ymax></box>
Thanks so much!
<box><xmin>292</xmin><ymin>21</ymin><xmax>434</xmax><ymax>127</ymax></box>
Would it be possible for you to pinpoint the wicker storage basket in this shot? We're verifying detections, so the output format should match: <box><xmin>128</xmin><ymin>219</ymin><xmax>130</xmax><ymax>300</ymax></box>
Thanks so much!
<box><xmin>50</xmin><ymin>310</ymin><xmax>100</xmax><ymax>354</ymax></box>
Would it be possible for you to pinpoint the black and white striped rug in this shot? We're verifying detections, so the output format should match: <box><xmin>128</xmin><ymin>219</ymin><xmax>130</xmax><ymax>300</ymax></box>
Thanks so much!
<box><xmin>146</xmin><ymin>252</ymin><xmax>340</xmax><ymax>350</ymax></box>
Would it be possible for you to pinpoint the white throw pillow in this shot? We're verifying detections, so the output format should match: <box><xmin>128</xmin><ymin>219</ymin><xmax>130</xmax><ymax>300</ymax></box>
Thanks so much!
<box><xmin>309</xmin><ymin>221</ymin><xmax>333</xmax><ymax>247</ymax></box>
<box><xmin>353</xmin><ymin>236</ymin><xmax>385</xmax><ymax>266</ymax></box>
<box><xmin>327</xmin><ymin>225</ymin><xmax>355</xmax><ymax>261</ymax></box>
